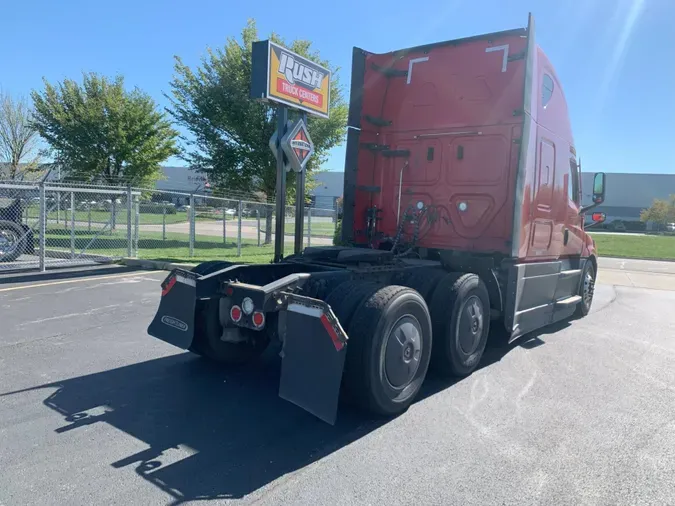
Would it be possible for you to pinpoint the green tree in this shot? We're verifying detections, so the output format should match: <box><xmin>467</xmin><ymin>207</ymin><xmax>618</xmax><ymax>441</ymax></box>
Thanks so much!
<box><xmin>0</xmin><ymin>90</ymin><xmax>40</xmax><ymax>180</ymax></box>
<box><xmin>31</xmin><ymin>73</ymin><xmax>179</xmax><ymax>186</ymax></box>
<box><xmin>640</xmin><ymin>197</ymin><xmax>675</xmax><ymax>230</ymax></box>
<box><xmin>167</xmin><ymin>19</ymin><xmax>348</xmax><ymax>243</ymax></box>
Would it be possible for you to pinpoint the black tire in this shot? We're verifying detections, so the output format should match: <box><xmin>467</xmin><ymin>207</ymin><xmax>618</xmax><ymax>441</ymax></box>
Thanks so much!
<box><xmin>575</xmin><ymin>261</ymin><xmax>596</xmax><ymax>318</ymax></box>
<box><xmin>190</xmin><ymin>297</ymin><xmax>269</xmax><ymax>364</ymax></box>
<box><xmin>0</xmin><ymin>220</ymin><xmax>27</xmax><ymax>263</ymax></box>
<box><xmin>392</xmin><ymin>267</ymin><xmax>446</xmax><ymax>301</ymax></box>
<box><xmin>344</xmin><ymin>285</ymin><xmax>432</xmax><ymax>416</ymax></box>
<box><xmin>429</xmin><ymin>273</ymin><xmax>490</xmax><ymax>377</ymax></box>
<box><xmin>325</xmin><ymin>280</ymin><xmax>382</xmax><ymax>330</ymax></box>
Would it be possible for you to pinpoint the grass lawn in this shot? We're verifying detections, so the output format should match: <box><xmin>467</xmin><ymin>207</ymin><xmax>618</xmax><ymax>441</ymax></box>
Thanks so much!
<box><xmin>42</xmin><ymin>228</ymin><xmax>276</xmax><ymax>264</ymax></box>
<box><xmin>592</xmin><ymin>233</ymin><xmax>675</xmax><ymax>260</ymax></box>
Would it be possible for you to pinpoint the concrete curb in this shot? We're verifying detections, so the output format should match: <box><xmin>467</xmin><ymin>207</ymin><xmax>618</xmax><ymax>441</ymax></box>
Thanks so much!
<box><xmin>117</xmin><ymin>258</ymin><xmax>198</xmax><ymax>271</ymax></box>
<box><xmin>600</xmin><ymin>255</ymin><xmax>675</xmax><ymax>263</ymax></box>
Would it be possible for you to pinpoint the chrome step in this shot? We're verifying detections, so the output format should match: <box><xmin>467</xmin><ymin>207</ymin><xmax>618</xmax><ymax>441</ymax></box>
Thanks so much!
<box><xmin>555</xmin><ymin>295</ymin><xmax>582</xmax><ymax>307</ymax></box>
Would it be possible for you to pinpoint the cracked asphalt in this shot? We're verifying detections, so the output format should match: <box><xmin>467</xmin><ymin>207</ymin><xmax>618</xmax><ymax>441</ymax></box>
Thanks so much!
<box><xmin>0</xmin><ymin>258</ymin><xmax>674</xmax><ymax>505</ymax></box>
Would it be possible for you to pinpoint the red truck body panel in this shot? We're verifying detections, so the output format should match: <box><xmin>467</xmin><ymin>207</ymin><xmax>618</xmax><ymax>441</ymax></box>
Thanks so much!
<box><xmin>344</xmin><ymin>16</ymin><xmax>593</xmax><ymax>263</ymax></box>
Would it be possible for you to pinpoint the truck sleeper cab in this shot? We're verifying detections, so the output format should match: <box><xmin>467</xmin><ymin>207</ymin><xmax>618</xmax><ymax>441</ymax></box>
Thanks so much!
<box><xmin>147</xmin><ymin>14</ymin><xmax>607</xmax><ymax>425</ymax></box>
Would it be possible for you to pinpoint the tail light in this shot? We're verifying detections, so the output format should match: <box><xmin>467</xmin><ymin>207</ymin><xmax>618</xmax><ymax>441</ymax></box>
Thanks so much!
<box><xmin>252</xmin><ymin>311</ymin><xmax>265</xmax><ymax>329</ymax></box>
<box><xmin>230</xmin><ymin>305</ymin><xmax>242</xmax><ymax>323</ymax></box>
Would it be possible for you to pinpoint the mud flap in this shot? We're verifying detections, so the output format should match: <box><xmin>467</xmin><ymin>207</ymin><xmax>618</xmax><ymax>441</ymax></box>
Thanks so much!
<box><xmin>278</xmin><ymin>294</ymin><xmax>348</xmax><ymax>425</ymax></box>
<box><xmin>147</xmin><ymin>269</ymin><xmax>198</xmax><ymax>350</ymax></box>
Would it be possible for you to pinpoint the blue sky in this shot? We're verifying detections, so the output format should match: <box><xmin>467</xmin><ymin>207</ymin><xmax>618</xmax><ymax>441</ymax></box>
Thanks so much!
<box><xmin>2</xmin><ymin>0</ymin><xmax>673</xmax><ymax>174</ymax></box>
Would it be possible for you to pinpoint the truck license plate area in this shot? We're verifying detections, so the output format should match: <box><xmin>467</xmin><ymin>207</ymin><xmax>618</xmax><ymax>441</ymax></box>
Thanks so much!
<box><xmin>278</xmin><ymin>297</ymin><xmax>348</xmax><ymax>425</ymax></box>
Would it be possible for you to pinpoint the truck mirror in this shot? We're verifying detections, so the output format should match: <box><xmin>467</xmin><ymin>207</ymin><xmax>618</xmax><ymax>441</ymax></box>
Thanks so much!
<box><xmin>592</xmin><ymin>172</ymin><xmax>606</xmax><ymax>204</ymax></box>
<box><xmin>585</xmin><ymin>212</ymin><xmax>606</xmax><ymax>229</ymax></box>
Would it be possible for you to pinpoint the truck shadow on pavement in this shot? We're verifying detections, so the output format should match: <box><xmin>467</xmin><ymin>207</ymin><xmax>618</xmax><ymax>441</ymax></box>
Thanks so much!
<box><xmin>6</xmin><ymin>323</ymin><xmax>568</xmax><ymax>505</ymax></box>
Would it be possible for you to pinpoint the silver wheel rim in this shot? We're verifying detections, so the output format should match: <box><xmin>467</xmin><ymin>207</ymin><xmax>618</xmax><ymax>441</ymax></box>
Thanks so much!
<box><xmin>0</xmin><ymin>229</ymin><xmax>19</xmax><ymax>256</ymax></box>
<box><xmin>384</xmin><ymin>315</ymin><xmax>423</xmax><ymax>389</ymax></box>
<box><xmin>583</xmin><ymin>271</ymin><xmax>594</xmax><ymax>308</ymax></box>
<box><xmin>455</xmin><ymin>295</ymin><xmax>484</xmax><ymax>355</ymax></box>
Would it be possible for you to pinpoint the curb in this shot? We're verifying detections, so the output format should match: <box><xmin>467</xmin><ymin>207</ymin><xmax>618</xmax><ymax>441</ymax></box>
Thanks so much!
<box><xmin>117</xmin><ymin>258</ymin><xmax>198</xmax><ymax>271</ymax></box>
<box><xmin>599</xmin><ymin>255</ymin><xmax>675</xmax><ymax>263</ymax></box>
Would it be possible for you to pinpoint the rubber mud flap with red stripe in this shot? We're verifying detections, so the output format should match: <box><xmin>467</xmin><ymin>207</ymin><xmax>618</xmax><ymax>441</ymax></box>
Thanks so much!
<box><xmin>278</xmin><ymin>294</ymin><xmax>348</xmax><ymax>425</ymax></box>
<box><xmin>147</xmin><ymin>269</ymin><xmax>198</xmax><ymax>350</ymax></box>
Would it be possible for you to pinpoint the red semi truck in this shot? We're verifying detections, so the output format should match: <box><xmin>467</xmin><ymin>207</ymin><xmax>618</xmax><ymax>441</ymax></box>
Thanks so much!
<box><xmin>148</xmin><ymin>14</ymin><xmax>607</xmax><ymax>424</ymax></box>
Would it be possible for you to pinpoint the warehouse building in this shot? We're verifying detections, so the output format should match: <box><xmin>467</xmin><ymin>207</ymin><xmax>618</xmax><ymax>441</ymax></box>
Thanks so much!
<box><xmin>581</xmin><ymin>172</ymin><xmax>675</xmax><ymax>224</ymax></box>
<box><xmin>153</xmin><ymin>167</ymin><xmax>674</xmax><ymax>223</ymax></box>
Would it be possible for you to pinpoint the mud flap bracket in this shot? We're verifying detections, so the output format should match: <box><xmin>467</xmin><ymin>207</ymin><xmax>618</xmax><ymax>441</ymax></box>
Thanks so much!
<box><xmin>278</xmin><ymin>293</ymin><xmax>348</xmax><ymax>425</ymax></box>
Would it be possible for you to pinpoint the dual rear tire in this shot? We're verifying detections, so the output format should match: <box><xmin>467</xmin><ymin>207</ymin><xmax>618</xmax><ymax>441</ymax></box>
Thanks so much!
<box><xmin>326</xmin><ymin>272</ymin><xmax>490</xmax><ymax>417</ymax></box>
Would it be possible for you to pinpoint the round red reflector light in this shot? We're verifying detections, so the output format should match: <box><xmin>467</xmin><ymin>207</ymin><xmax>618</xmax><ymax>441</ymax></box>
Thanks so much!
<box><xmin>230</xmin><ymin>305</ymin><xmax>242</xmax><ymax>322</ymax></box>
<box><xmin>252</xmin><ymin>311</ymin><xmax>265</xmax><ymax>328</ymax></box>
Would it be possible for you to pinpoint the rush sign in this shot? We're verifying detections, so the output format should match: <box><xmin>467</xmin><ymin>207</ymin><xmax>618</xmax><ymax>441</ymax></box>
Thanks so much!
<box><xmin>251</xmin><ymin>40</ymin><xmax>331</xmax><ymax>119</ymax></box>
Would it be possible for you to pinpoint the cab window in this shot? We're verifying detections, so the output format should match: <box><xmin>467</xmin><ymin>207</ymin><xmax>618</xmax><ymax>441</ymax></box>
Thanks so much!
<box><xmin>568</xmin><ymin>158</ymin><xmax>579</xmax><ymax>205</ymax></box>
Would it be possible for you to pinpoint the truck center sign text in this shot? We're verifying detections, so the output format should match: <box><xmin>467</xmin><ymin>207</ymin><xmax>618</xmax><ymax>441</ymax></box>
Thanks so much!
<box><xmin>251</xmin><ymin>40</ymin><xmax>331</xmax><ymax>119</ymax></box>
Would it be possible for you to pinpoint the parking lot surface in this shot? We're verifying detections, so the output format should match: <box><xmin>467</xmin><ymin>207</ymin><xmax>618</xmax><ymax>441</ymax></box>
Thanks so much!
<box><xmin>1</xmin><ymin>260</ymin><xmax>675</xmax><ymax>505</ymax></box>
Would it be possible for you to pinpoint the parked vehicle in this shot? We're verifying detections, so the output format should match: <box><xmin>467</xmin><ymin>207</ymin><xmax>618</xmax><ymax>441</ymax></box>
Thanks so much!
<box><xmin>0</xmin><ymin>197</ymin><xmax>35</xmax><ymax>262</ymax></box>
<box><xmin>147</xmin><ymin>14</ymin><xmax>607</xmax><ymax>424</ymax></box>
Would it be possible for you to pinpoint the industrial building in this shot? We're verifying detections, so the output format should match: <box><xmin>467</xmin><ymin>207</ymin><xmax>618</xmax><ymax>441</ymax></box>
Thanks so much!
<box><xmin>581</xmin><ymin>172</ymin><xmax>675</xmax><ymax>224</ymax></box>
<box><xmin>145</xmin><ymin>166</ymin><xmax>675</xmax><ymax>222</ymax></box>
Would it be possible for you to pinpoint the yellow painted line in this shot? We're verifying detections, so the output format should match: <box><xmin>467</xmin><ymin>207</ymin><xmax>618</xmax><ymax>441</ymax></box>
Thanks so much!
<box><xmin>0</xmin><ymin>270</ymin><xmax>165</xmax><ymax>293</ymax></box>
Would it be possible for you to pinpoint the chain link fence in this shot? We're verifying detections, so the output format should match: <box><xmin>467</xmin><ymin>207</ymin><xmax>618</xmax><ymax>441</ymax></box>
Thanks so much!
<box><xmin>0</xmin><ymin>181</ymin><xmax>338</xmax><ymax>273</ymax></box>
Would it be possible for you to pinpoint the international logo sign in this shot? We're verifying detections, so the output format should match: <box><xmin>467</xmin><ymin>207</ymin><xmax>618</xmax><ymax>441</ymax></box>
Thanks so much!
<box><xmin>251</xmin><ymin>40</ymin><xmax>331</xmax><ymax>119</ymax></box>
<box><xmin>281</xmin><ymin>118</ymin><xmax>314</xmax><ymax>173</ymax></box>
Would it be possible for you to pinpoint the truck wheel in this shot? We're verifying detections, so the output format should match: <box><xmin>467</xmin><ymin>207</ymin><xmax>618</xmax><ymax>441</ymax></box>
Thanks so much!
<box><xmin>0</xmin><ymin>221</ymin><xmax>27</xmax><ymax>263</ymax></box>
<box><xmin>344</xmin><ymin>285</ymin><xmax>432</xmax><ymax>416</ymax></box>
<box><xmin>392</xmin><ymin>267</ymin><xmax>446</xmax><ymax>301</ymax></box>
<box><xmin>190</xmin><ymin>298</ymin><xmax>269</xmax><ymax>364</ymax></box>
<box><xmin>325</xmin><ymin>280</ymin><xmax>382</xmax><ymax>330</ymax></box>
<box><xmin>575</xmin><ymin>261</ymin><xmax>596</xmax><ymax>318</ymax></box>
<box><xmin>430</xmin><ymin>273</ymin><xmax>490</xmax><ymax>377</ymax></box>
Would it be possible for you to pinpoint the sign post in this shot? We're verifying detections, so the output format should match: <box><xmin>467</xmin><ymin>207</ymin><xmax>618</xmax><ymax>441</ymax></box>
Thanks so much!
<box><xmin>251</xmin><ymin>39</ymin><xmax>330</xmax><ymax>262</ymax></box>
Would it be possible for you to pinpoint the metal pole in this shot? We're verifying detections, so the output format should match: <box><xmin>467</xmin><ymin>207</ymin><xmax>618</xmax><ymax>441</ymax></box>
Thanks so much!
<box><xmin>273</xmin><ymin>105</ymin><xmax>288</xmax><ymax>262</ymax></box>
<box><xmin>70</xmin><ymin>192</ymin><xmax>75</xmax><ymax>259</ymax></box>
<box><xmin>162</xmin><ymin>205</ymin><xmax>166</xmax><ymax>241</ymax></box>
<box><xmin>237</xmin><ymin>200</ymin><xmax>242</xmax><ymax>257</ymax></box>
<box><xmin>294</xmin><ymin>171</ymin><xmax>306</xmax><ymax>254</ymax></box>
<box><xmin>256</xmin><ymin>209</ymin><xmax>261</xmax><ymax>247</ymax></box>
<box><xmin>88</xmin><ymin>204</ymin><xmax>92</xmax><ymax>232</ymax></box>
<box><xmin>189</xmin><ymin>193</ymin><xmax>195</xmax><ymax>257</ymax></box>
<box><xmin>223</xmin><ymin>207</ymin><xmax>227</xmax><ymax>244</ymax></box>
<box><xmin>56</xmin><ymin>191</ymin><xmax>60</xmax><ymax>224</ymax></box>
<box><xmin>126</xmin><ymin>185</ymin><xmax>132</xmax><ymax>257</ymax></box>
<box><xmin>294</xmin><ymin>111</ymin><xmax>308</xmax><ymax>254</ymax></box>
<box><xmin>307</xmin><ymin>206</ymin><xmax>312</xmax><ymax>247</ymax></box>
<box><xmin>134</xmin><ymin>198</ymin><xmax>139</xmax><ymax>257</ymax></box>
<box><xmin>39</xmin><ymin>182</ymin><xmax>46</xmax><ymax>272</ymax></box>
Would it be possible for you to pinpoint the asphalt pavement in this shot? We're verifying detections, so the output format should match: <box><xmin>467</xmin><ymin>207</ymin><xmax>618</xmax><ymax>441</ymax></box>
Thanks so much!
<box><xmin>1</xmin><ymin>260</ymin><xmax>674</xmax><ymax>505</ymax></box>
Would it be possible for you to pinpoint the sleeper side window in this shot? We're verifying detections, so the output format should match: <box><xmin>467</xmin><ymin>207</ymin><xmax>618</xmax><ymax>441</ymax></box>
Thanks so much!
<box><xmin>542</xmin><ymin>74</ymin><xmax>554</xmax><ymax>108</ymax></box>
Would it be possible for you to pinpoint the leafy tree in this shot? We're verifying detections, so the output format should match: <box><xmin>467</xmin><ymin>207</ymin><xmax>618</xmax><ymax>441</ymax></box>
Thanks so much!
<box><xmin>640</xmin><ymin>196</ymin><xmax>675</xmax><ymax>230</ymax></box>
<box><xmin>167</xmin><ymin>19</ymin><xmax>348</xmax><ymax>243</ymax></box>
<box><xmin>31</xmin><ymin>73</ymin><xmax>179</xmax><ymax>186</ymax></box>
<box><xmin>0</xmin><ymin>90</ymin><xmax>40</xmax><ymax>180</ymax></box>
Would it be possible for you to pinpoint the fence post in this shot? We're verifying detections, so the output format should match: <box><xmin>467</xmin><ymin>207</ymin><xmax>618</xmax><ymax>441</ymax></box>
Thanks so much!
<box><xmin>256</xmin><ymin>209</ymin><xmax>261</xmax><ymax>247</ymax></box>
<box><xmin>56</xmin><ymin>191</ymin><xmax>60</xmax><ymax>225</ymax></box>
<box><xmin>223</xmin><ymin>206</ymin><xmax>227</xmax><ymax>244</ymax></box>
<box><xmin>237</xmin><ymin>200</ymin><xmax>242</xmax><ymax>257</ymax></box>
<box><xmin>88</xmin><ymin>204</ymin><xmax>92</xmax><ymax>232</ymax></box>
<box><xmin>162</xmin><ymin>205</ymin><xmax>166</xmax><ymax>241</ymax></box>
<box><xmin>189</xmin><ymin>194</ymin><xmax>195</xmax><ymax>257</ymax></box>
<box><xmin>70</xmin><ymin>191</ymin><xmax>75</xmax><ymax>259</ymax></box>
<box><xmin>307</xmin><ymin>207</ymin><xmax>312</xmax><ymax>247</ymax></box>
<box><xmin>134</xmin><ymin>197</ymin><xmax>140</xmax><ymax>257</ymax></box>
<box><xmin>39</xmin><ymin>182</ymin><xmax>46</xmax><ymax>272</ymax></box>
<box><xmin>126</xmin><ymin>185</ymin><xmax>132</xmax><ymax>257</ymax></box>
